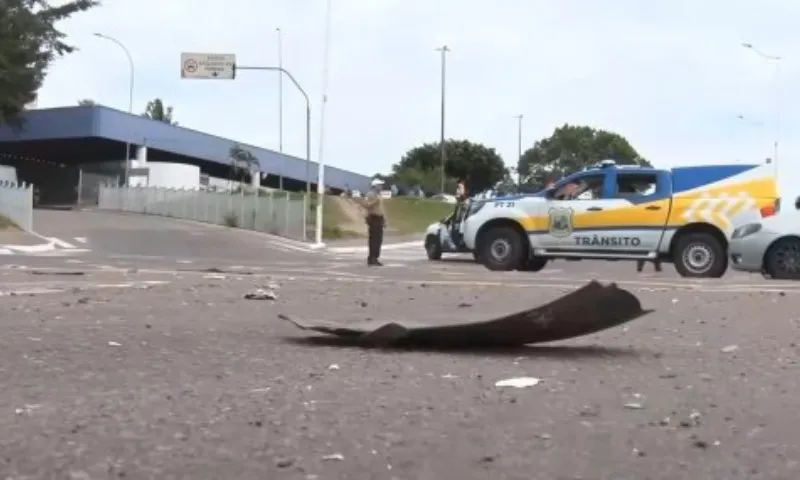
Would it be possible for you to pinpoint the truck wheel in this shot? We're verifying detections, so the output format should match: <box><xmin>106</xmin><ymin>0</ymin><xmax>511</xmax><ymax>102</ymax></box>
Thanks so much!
<box><xmin>673</xmin><ymin>232</ymin><xmax>727</xmax><ymax>278</ymax></box>
<box><xmin>519</xmin><ymin>256</ymin><xmax>548</xmax><ymax>272</ymax></box>
<box><xmin>479</xmin><ymin>226</ymin><xmax>524</xmax><ymax>271</ymax></box>
<box><xmin>425</xmin><ymin>235</ymin><xmax>442</xmax><ymax>261</ymax></box>
<box><xmin>764</xmin><ymin>238</ymin><xmax>800</xmax><ymax>280</ymax></box>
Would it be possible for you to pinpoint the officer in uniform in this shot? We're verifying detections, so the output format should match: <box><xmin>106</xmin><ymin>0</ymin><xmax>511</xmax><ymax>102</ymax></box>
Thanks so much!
<box><xmin>362</xmin><ymin>178</ymin><xmax>386</xmax><ymax>266</ymax></box>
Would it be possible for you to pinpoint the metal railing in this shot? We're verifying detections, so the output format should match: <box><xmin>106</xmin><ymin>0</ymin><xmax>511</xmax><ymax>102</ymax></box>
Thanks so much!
<box><xmin>0</xmin><ymin>180</ymin><xmax>34</xmax><ymax>231</ymax></box>
<box><xmin>98</xmin><ymin>186</ymin><xmax>310</xmax><ymax>240</ymax></box>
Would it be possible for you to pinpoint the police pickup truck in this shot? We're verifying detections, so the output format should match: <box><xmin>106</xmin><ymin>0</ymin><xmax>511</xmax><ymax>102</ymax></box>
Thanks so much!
<box><xmin>460</xmin><ymin>160</ymin><xmax>780</xmax><ymax>277</ymax></box>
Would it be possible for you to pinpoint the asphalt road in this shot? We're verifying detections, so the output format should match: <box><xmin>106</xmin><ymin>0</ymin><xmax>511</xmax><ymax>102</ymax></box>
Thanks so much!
<box><xmin>2</xmin><ymin>211</ymin><xmax>800</xmax><ymax>479</ymax></box>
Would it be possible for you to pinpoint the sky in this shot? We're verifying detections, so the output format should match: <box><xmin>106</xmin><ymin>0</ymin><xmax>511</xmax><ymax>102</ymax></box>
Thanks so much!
<box><xmin>37</xmin><ymin>0</ymin><xmax>800</xmax><ymax>178</ymax></box>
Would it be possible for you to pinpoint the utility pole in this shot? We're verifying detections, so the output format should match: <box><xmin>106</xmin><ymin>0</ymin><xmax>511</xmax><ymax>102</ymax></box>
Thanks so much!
<box><xmin>276</xmin><ymin>28</ymin><xmax>284</xmax><ymax>153</ymax></box>
<box><xmin>436</xmin><ymin>45</ymin><xmax>449</xmax><ymax>194</ymax></box>
<box><xmin>94</xmin><ymin>33</ymin><xmax>134</xmax><ymax>187</ymax></box>
<box><xmin>515</xmin><ymin>114</ymin><xmax>523</xmax><ymax>184</ymax></box>
<box><xmin>742</xmin><ymin>42</ymin><xmax>782</xmax><ymax>175</ymax></box>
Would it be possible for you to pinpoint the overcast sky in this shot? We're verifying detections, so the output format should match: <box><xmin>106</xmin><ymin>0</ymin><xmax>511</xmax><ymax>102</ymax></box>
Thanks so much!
<box><xmin>38</xmin><ymin>0</ymin><xmax>798</xmax><ymax>177</ymax></box>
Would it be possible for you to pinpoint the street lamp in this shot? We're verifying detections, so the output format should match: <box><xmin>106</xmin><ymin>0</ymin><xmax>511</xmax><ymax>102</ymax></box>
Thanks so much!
<box><xmin>235</xmin><ymin>65</ymin><xmax>312</xmax><ymax>240</ymax></box>
<box><xmin>436</xmin><ymin>45</ymin><xmax>450</xmax><ymax>194</ymax></box>
<box><xmin>276</xmin><ymin>27</ymin><xmax>284</xmax><ymax>154</ymax></box>
<box><xmin>742</xmin><ymin>42</ymin><xmax>781</xmax><ymax>172</ymax></box>
<box><xmin>94</xmin><ymin>33</ymin><xmax>134</xmax><ymax>186</ymax></box>
<box><xmin>313</xmin><ymin>0</ymin><xmax>333</xmax><ymax>246</ymax></box>
<box><xmin>515</xmin><ymin>114</ymin><xmax>523</xmax><ymax>184</ymax></box>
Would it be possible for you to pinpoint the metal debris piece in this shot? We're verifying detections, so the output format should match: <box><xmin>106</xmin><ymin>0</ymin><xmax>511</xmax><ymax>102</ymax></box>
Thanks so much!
<box><xmin>279</xmin><ymin>281</ymin><xmax>653</xmax><ymax>347</ymax></box>
<box><xmin>245</xmin><ymin>289</ymin><xmax>277</xmax><ymax>300</ymax></box>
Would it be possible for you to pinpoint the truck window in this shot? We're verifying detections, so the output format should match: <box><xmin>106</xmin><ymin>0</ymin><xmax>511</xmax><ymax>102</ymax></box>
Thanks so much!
<box><xmin>615</xmin><ymin>173</ymin><xmax>658</xmax><ymax>198</ymax></box>
<box><xmin>551</xmin><ymin>174</ymin><xmax>604</xmax><ymax>201</ymax></box>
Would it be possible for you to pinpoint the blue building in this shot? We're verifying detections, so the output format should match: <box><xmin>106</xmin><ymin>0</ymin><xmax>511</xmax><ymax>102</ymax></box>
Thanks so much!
<box><xmin>0</xmin><ymin>105</ymin><xmax>370</xmax><ymax>204</ymax></box>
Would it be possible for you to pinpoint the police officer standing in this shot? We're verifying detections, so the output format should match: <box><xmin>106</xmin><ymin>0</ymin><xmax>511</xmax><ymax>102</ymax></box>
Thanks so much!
<box><xmin>362</xmin><ymin>178</ymin><xmax>386</xmax><ymax>266</ymax></box>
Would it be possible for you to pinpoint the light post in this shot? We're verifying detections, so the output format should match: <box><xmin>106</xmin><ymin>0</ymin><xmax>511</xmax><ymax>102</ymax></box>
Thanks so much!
<box><xmin>94</xmin><ymin>33</ymin><xmax>134</xmax><ymax>186</ymax></box>
<box><xmin>436</xmin><ymin>45</ymin><xmax>450</xmax><ymax>194</ymax></box>
<box><xmin>736</xmin><ymin>114</ymin><xmax>770</xmax><ymax>164</ymax></box>
<box><xmin>313</xmin><ymin>0</ymin><xmax>333</xmax><ymax>246</ymax></box>
<box><xmin>234</xmin><ymin>65</ymin><xmax>311</xmax><ymax>240</ymax></box>
<box><xmin>742</xmin><ymin>42</ymin><xmax>781</xmax><ymax>173</ymax></box>
<box><xmin>276</xmin><ymin>28</ymin><xmax>284</xmax><ymax>154</ymax></box>
<box><xmin>515</xmin><ymin>114</ymin><xmax>523</xmax><ymax>184</ymax></box>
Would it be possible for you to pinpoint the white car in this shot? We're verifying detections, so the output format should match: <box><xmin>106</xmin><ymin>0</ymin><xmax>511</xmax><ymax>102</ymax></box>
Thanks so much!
<box><xmin>729</xmin><ymin>197</ymin><xmax>800</xmax><ymax>279</ymax></box>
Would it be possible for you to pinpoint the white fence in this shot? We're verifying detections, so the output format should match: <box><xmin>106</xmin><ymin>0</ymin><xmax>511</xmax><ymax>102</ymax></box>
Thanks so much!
<box><xmin>98</xmin><ymin>186</ymin><xmax>310</xmax><ymax>240</ymax></box>
<box><xmin>0</xmin><ymin>181</ymin><xmax>34</xmax><ymax>231</ymax></box>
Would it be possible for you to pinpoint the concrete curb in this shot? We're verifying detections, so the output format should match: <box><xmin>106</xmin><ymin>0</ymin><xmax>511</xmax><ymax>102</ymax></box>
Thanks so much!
<box><xmin>327</xmin><ymin>240</ymin><xmax>422</xmax><ymax>254</ymax></box>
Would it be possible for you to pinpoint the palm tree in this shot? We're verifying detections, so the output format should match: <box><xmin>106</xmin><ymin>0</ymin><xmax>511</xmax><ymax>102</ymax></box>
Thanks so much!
<box><xmin>228</xmin><ymin>144</ymin><xmax>259</xmax><ymax>187</ymax></box>
<box><xmin>142</xmin><ymin>98</ymin><xmax>177</xmax><ymax>125</ymax></box>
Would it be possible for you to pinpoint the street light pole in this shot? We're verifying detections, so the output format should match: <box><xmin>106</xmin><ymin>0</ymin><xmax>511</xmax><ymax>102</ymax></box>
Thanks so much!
<box><xmin>436</xmin><ymin>45</ymin><xmax>449</xmax><ymax>194</ymax></box>
<box><xmin>94</xmin><ymin>33</ymin><xmax>134</xmax><ymax>187</ymax></box>
<box><xmin>235</xmin><ymin>65</ymin><xmax>311</xmax><ymax>240</ymax></box>
<box><xmin>742</xmin><ymin>42</ymin><xmax>781</xmax><ymax>173</ymax></box>
<box><xmin>276</xmin><ymin>28</ymin><xmax>284</xmax><ymax>154</ymax></box>
<box><xmin>515</xmin><ymin>114</ymin><xmax>523</xmax><ymax>184</ymax></box>
<box><xmin>314</xmin><ymin>0</ymin><xmax>333</xmax><ymax>247</ymax></box>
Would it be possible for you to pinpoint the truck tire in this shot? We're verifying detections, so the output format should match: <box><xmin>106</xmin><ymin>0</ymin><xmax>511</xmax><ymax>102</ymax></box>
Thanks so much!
<box><xmin>479</xmin><ymin>226</ymin><xmax>524</xmax><ymax>271</ymax></box>
<box><xmin>519</xmin><ymin>256</ymin><xmax>548</xmax><ymax>272</ymax></box>
<box><xmin>673</xmin><ymin>232</ymin><xmax>727</xmax><ymax>278</ymax></box>
<box><xmin>425</xmin><ymin>235</ymin><xmax>442</xmax><ymax>261</ymax></box>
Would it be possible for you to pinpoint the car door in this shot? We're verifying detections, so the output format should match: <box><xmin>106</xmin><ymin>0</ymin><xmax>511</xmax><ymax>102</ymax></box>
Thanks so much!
<box><xmin>538</xmin><ymin>171</ymin><xmax>616</xmax><ymax>251</ymax></box>
<box><xmin>604</xmin><ymin>170</ymin><xmax>670</xmax><ymax>252</ymax></box>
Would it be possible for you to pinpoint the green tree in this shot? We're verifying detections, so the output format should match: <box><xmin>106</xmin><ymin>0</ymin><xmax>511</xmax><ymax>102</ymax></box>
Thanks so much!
<box><xmin>517</xmin><ymin>124</ymin><xmax>651</xmax><ymax>189</ymax></box>
<box><xmin>142</xmin><ymin>98</ymin><xmax>177</xmax><ymax>125</ymax></box>
<box><xmin>393</xmin><ymin>140</ymin><xmax>507</xmax><ymax>194</ymax></box>
<box><xmin>228</xmin><ymin>144</ymin><xmax>259</xmax><ymax>184</ymax></box>
<box><xmin>0</xmin><ymin>0</ymin><xmax>99</xmax><ymax>124</ymax></box>
<box><xmin>77</xmin><ymin>98</ymin><xmax>95</xmax><ymax>106</ymax></box>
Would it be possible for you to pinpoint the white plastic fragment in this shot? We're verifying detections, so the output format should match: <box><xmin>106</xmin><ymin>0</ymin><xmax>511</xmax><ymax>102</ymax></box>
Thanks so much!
<box><xmin>721</xmin><ymin>344</ymin><xmax>739</xmax><ymax>353</ymax></box>
<box><xmin>494</xmin><ymin>377</ymin><xmax>541</xmax><ymax>388</ymax></box>
<box><xmin>322</xmin><ymin>453</ymin><xmax>344</xmax><ymax>461</ymax></box>
<box><xmin>108</xmin><ymin>341</ymin><xmax>121</xmax><ymax>347</ymax></box>
<box><xmin>624</xmin><ymin>403</ymin><xmax>644</xmax><ymax>410</ymax></box>
<box><xmin>328</xmin><ymin>364</ymin><xmax>340</xmax><ymax>370</ymax></box>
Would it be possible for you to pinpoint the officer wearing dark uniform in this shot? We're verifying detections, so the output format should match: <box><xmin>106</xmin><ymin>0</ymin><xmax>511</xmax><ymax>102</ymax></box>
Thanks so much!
<box><xmin>362</xmin><ymin>179</ymin><xmax>386</xmax><ymax>266</ymax></box>
<box><xmin>636</xmin><ymin>259</ymin><xmax>662</xmax><ymax>273</ymax></box>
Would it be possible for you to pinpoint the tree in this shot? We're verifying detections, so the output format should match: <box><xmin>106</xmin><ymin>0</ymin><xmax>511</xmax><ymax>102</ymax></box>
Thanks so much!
<box><xmin>393</xmin><ymin>140</ymin><xmax>507</xmax><ymax>194</ymax></box>
<box><xmin>142</xmin><ymin>98</ymin><xmax>177</xmax><ymax>125</ymax></box>
<box><xmin>77</xmin><ymin>99</ymin><xmax>95</xmax><ymax>106</ymax></box>
<box><xmin>517</xmin><ymin>124</ymin><xmax>651</xmax><ymax>189</ymax></box>
<box><xmin>0</xmin><ymin>0</ymin><xmax>99</xmax><ymax>124</ymax></box>
<box><xmin>228</xmin><ymin>144</ymin><xmax>259</xmax><ymax>185</ymax></box>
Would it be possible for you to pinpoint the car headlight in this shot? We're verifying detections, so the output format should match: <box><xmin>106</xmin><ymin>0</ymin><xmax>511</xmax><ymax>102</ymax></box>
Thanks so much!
<box><xmin>468</xmin><ymin>201</ymin><xmax>485</xmax><ymax>216</ymax></box>
<box><xmin>731</xmin><ymin>223</ymin><xmax>762</xmax><ymax>239</ymax></box>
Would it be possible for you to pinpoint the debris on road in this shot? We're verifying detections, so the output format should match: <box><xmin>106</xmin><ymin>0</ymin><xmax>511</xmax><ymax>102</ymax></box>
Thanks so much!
<box><xmin>495</xmin><ymin>377</ymin><xmax>541</xmax><ymax>388</ymax></box>
<box><xmin>328</xmin><ymin>363</ymin><xmax>340</xmax><ymax>370</ymax></box>
<box><xmin>29</xmin><ymin>270</ymin><xmax>85</xmax><ymax>276</ymax></box>
<box><xmin>108</xmin><ymin>341</ymin><xmax>121</xmax><ymax>347</ymax></box>
<box><xmin>322</xmin><ymin>453</ymin><xmax>345</xmax><ymax>461</ymax></box>
<box><xmin>721</xmin><ymin>344</ymin><xmax>739</xmax><ymax>353</ymax></box>
<box><xmin>279</xmin><ymin>281</ymin><xmax>652</xmax><ymax>347</ymax></box>
<box><xmin>244</xmin><ymin>289</ymin><xmax>277</xmax><ymax>300</ymax></box>
<box><xmin>624</xmin><ymin>403</ymin><xmax>644</xmax><ymax>410</ymax></box>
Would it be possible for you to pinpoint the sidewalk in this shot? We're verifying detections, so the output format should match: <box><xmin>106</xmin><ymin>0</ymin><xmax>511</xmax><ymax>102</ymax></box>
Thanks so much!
<box><xmin>0</xmin><ymin>231</ymin><xmax>47</xmax><ymax>246</ymax></box>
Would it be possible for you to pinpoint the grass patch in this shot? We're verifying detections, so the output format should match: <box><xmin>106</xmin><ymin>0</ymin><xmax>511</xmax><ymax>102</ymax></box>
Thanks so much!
<box><xmin>383</xmin><ymin>197</ymin><xmax>454</xmax><ymax>235</ymax></box>
<box><xmin>0</xmin><ymin>214</ymin><xmax>18</xmax><ymax>231</ymax></box>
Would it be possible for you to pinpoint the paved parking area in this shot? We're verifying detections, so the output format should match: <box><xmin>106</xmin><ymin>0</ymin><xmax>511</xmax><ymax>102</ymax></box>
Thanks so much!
<box><xmin>2</xmin><ymin>247</ymin><xmax>800</xmax><ymax>480</ymax></box>
<box><xmin>3</xmin><ymin>211</ymin><xmax>800</xmax><ymax>479</ymax></box>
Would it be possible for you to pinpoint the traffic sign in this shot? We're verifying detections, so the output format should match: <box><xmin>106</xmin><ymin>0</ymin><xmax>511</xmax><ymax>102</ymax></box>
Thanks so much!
<box><xmin>180</xmin><ymin>53</ymin><xmax>236</xmax><ymax>79</ymax></box>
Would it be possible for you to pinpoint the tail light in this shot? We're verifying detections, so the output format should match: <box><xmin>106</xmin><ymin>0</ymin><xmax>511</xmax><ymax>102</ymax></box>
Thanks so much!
<box><xmin>760</xmin><ymin>198</ymin><xmax>780</xmax><ymax>218</ymax></box>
